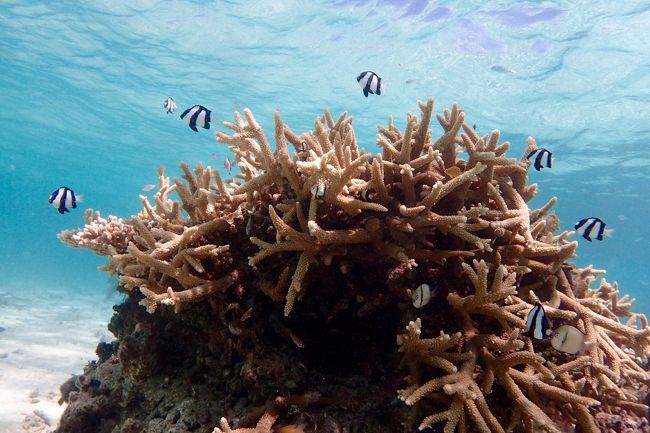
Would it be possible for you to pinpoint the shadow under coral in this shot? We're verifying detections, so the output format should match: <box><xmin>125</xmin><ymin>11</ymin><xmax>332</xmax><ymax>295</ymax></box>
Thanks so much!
<box><xmin>56</xmin><ymin>279</ymin><xmax>416</xmax><ymax>433</ymax></box>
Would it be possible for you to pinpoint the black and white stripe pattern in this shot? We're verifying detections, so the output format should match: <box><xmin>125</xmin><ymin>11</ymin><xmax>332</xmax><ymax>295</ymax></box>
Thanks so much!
<box><xmin>163</xmin><ymin>97</ymin><xmax>176</xmax><ymax>114</ymax></box>
<box><xmin>526</xmin><ymin>148</ymin><xmax>553</xmax><ymax>171</ymax></box>
<box><xmin>574</xmin><ymin>217</ymin><xmax>606</xmax><ymax>241</ymax></box>
<box><xmin>49</xmin><ymin>186</ymin><xmax>76</xmax><ymax>214</ymax></box>
<box><xmin>180</xmin><ymin>105</ymin><xmax>211</xmax><ymax>132</ymax></box>
<box><xmin>523</xmin><ymin>302</ymin><xmax>551</xmax><ymax>340</ymax></box>
<box><xmin>411</xmin><ymin>283</ymin><xmax>431</xmax><ymax>308</ymax></box>
<box><xmin>310</xmin><ymin>180</ymin><xmax>327</xmax><ymax>199</ymax></box>
<box><xmin>356</xmin><ymin>71</ymin><xmax>382</xmax><ymax>97</ymax></box>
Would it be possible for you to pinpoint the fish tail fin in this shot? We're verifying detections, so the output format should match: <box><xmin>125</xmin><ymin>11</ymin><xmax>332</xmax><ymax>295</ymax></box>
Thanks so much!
<box><xmin>604</xmin><ymin>228</ymin><xmax>614</xmax><ymax>237</ymax></box>
<box><xmin>76</xmin><ymin>194</ymin><xmax>84</xmax><ymax>203</ymax></box>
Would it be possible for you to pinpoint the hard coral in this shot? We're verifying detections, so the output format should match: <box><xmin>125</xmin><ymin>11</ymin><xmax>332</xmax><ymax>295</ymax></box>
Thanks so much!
<box><xmin>59</xmin><ymin>98</ymin><xmax>649</xmax><ymax>433</ymax></box>
<box><xmin>59</xmin><ymin>209</ymin><xmax>136</xmax><ymax>255</ymax></box>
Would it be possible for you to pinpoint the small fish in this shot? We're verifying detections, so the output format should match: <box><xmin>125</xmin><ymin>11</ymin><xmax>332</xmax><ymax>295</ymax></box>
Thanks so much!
<box><xmin>411</xmin><ymin>283</ymin><xmax>431</xmax><ymax>308</ymax></box>
<box><xmin>472</xmin><ymin>124</ymin><xmax>477</xmax><ymax>130</ymax></box>
<box><xmin>245</xmin><ymin>213</ymin><xmax>254</xmax><ymax>236</ymax></box>
<box><xmin>444</xmin><ymin>166</ymin><xmax>462</xmax><ymax>178</ymax></box>
<box><xmin>49</xmin><ymin>186</ymin><xmax>82</xmax><ymax>214</ymax></box>
<box><xmin>523</xmin><ymin>302</ymin><xmax>551</xmax><ymax>340</ymax></box>
<box><xmin>298</xmin><ymin>141</ymin><xmax>307</xmax><ymax>152</ymax></box>
<box><xmin>526</xmin><ymin>148</ymin><xmax>553</xmax><ymax>171</ymax></box>
<box><xmin>550</xmin><ymin>325</ymin><xmax>585</xmax><ymax>354</ymax></box>
<box><xmin>491</xmin><ymin>65</ymin><xmax>516</xmax><ymax>74</ymax></box>
<box><xmin>288</xmin><ymin>330</ymin><xmax>305</xmax><ymax>348</ymax></box>
<box><xmin>224</xmin><ymin>156</ymin><xmax>233</xmax><ymax>174</ymax></box>
<box><xmin>163</xmin><ymin>97</ymin><xmax>176</xmax><ymax>114</ymax></box>
<box><xmin>356</xmin><ymin>71</ymin><xmax>384</xmax><ymax>97</ymax></box>
<box><xmin>310</xmin><ymin>181</ymin><xmax>327</xmax><ymax>199</ymax></box>
<box><xmin>574</xmin><ymin>217</ymin><xmax>612</xmax><ymax>242</ymax></box>
<box><xmin>180</xmin><ymin>105</ymin><xmax>211</xmax><ymax>132</ymax></box>
<box><xmin>211</xmin><ymin>153</ymin><xmax>218</xmax><ymax>160</ymax></box>
<box><xmin>142</xmin><ymin>184</ymin><xmax>156</xmax><ymax>192</ymax></box>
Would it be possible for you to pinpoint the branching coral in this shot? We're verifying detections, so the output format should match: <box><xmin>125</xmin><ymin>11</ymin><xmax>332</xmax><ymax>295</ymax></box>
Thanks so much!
<box><xmin>399</xmin><ymin>260</ymin><xmax>608</xmax><ymax>433</ymax></box>
<box><xmin>59</xmin><ymin>209</ymin><xmax>136</xmax><ymax>255</ymax></box>
<box><xmin>213</xmin><ymin>412</ymin><xmax>277</xmax><ymax>433</ymax></box>
<box><xmin>59</xmin><ymin>98</ymin><xmax>649</xmax><ymax>433</ymax></box>
<box><xmin>213</xmin><ymin>101</ymin><xmax>518</xmax><ymax>315</ymax></box>
<box><xmin>61</xmin><ymin>164</ymin><xmax>240</xmax><ymax>313</ymax></box>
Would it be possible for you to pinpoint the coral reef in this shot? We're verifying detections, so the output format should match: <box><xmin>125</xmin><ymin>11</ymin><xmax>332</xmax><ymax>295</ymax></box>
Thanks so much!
<box><xmin>57</xmin><ymin>98</ymin><xmax>650</xmax><ymax>433</ymax></box>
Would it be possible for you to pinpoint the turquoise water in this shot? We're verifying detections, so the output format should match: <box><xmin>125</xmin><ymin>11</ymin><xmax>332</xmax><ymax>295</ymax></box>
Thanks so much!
<box><xmin>1</xmin><ymin>0</ymin><xmax>649</xmax><ymax>314</ymax></box>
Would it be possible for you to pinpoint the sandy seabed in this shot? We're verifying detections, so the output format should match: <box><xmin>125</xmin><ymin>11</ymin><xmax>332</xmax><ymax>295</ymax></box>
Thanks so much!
<box><xmin>0</xmin><ymin>286</ymin><xmax>116</xmax><ymax>433</ymax></box>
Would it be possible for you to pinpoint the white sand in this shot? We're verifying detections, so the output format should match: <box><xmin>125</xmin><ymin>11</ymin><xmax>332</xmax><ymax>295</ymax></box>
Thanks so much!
<box><xmin>0</xmin><ymin>287</ymin><xmax>116</xmax><ymax>433</ymax></box>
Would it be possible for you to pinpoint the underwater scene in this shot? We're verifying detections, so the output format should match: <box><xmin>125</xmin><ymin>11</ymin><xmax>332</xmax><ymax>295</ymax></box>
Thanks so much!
<box><xmin>1</xmin><ymin>1</ymin><xmax>649</xmax><ymax>432</ymax></box>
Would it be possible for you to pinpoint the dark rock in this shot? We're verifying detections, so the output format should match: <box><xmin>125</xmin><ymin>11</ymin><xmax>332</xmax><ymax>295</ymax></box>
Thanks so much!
<box><xmin>56</xmin><ymin>283</ymin><xmax>407</xmax><ymax>433</ymax></box>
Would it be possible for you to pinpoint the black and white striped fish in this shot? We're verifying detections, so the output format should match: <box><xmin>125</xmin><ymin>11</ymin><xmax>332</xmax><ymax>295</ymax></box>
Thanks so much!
<box><xmin>49</xmin><ymin>186</ymin><xmax>82</xmax><ymax>214</ymax></box>
<box><xmin>356</xmin><ymin>71</ymin><xmax>384</xmax><ymax>97</ymax></box>
<box><xmin>574</xmin><ymin>217</ymin><xmax>613</xmax><ymax>241</ymax></box>
<box><xmin>163</xmin><ymin>97</ymin><xmax>176</xmax><ymax>114</ymax></box>
<box><xmin>526</xmin><ymin>148</ymin><xmax>553</xmax><ymax>171</ymax></box>
<box><xmin>411</xmin><ymin>283</ymin><xmax>431</xmax><ymax>309</ymax></box>
<box><xmin>523</xmin><ymin>302</ymin><xmax>551</xmax><ymax>340</ymax></box>
<box><xmin>180</xmin><ymin>105</ymin><xmax>211</xmax><ymax>132</ymax></box>
<box><xmin>310</xmin><ymin>181</ymin><xmax>327</xmax><ymax>199</ymax></box>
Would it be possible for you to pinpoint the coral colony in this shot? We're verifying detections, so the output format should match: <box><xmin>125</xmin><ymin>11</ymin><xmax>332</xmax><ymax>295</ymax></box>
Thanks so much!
<box><xmin>58</xmin><ymin>99</ymin><xmax>649</xmax><ymax>433</ymax></box>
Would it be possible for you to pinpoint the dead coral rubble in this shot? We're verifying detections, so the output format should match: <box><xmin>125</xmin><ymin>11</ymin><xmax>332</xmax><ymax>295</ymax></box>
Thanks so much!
<box><xmin>60</xmin><ymin>98</ymin><xmax>650</xmax><ymax>433</ymax></box>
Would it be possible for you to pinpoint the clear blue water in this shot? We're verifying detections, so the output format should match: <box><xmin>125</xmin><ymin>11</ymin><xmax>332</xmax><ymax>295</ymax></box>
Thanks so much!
<box><xmin>1</xmin><ymin>0</ymin><xmax>649</xmax><ymax>315</ymax></box>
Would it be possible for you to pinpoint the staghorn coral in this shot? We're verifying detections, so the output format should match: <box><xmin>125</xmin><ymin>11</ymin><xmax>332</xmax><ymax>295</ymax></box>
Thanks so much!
<box><xmin>213</xmin><ymin>412</ymin><xmax>277</xmax><ymax>433</ymax></box>
<box><xmin>59</xmin><ymin>209</ymin><xmax>137</xmax><ymax>255</ymax></box>
<box><xmin>61</xmin><ymin>164</ymin><xmax>240</xmax><ymax>313</ymax></box>
<box><xmin>398</xmin><ymin>259</ymin><xmax>643</xmax><ymax>433</ymax></box>
<box><xmin>58</xmin><ymin>98</ymin><xmax>649</xmax><ymax>433</ymax></box>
